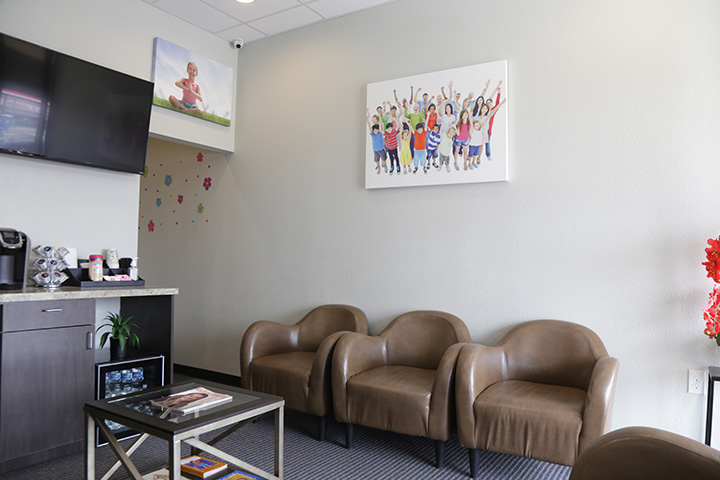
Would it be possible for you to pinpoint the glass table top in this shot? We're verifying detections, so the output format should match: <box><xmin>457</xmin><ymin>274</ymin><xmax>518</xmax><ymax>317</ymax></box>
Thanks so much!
<box><xmin>86</xmin><ymin>381</ymin><xmax>282</xmax><ymax>432</ymax></box>
<box><xmin>110</xmin><ymin>382</ymin><xmax>260</xmax><ymax>424</ymax></box>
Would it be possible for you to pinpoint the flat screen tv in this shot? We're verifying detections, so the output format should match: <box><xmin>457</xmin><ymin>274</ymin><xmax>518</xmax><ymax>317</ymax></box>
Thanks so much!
<box><xmin>0</xmin><ymin>33</ymin><xmax>153</xmax><ymax>174</ymax></box>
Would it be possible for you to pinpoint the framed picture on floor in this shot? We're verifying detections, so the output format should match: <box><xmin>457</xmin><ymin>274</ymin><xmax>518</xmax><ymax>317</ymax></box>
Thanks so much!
<box><xmin>365</xmin><ymin>60</ymin><xmax>508</xmax><ymax>189</ymax></box>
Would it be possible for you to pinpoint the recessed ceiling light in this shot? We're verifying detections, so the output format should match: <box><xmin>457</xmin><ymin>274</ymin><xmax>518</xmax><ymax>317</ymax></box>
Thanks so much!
<box><xmin>235</xmin><ymin>0</ymin><xmax>255</xmax><ymax>3</ymax></box>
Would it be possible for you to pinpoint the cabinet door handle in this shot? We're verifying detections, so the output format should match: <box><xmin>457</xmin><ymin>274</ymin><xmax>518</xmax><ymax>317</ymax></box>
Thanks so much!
<box><xmin>42</xmin><ymin>308</ymin><xmax>63</xmax><ymax>313</ymax></box>
<box><xmin>87</xmin><ymin>332</ymin><xmax>93</xmax><ymax>349</ymax></box>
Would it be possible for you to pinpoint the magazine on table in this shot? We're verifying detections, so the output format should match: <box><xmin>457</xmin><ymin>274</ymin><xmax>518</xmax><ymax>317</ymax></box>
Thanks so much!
<box><xmin>150</xmin><ymin>386</ymin><xmax>232</xmax><ymax>414</ymax></box>
<box><xmin>180</xmin><ymin>455</ymin><xmax>228</xmax><ymax>478</ymax></box>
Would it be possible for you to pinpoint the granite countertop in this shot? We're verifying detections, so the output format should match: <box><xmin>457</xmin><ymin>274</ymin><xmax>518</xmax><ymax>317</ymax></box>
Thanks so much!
<box><xmin>0</xmin><ymin>286</ymin><xmax>178</xmax><ymax>303</ymax></box>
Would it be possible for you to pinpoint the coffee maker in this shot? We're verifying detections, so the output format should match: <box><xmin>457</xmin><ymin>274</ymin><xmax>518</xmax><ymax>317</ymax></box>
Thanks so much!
<box><xmin>0</xmin><ymin>228</ymin><xmax>30</xmax><ymax>290</ymax></box>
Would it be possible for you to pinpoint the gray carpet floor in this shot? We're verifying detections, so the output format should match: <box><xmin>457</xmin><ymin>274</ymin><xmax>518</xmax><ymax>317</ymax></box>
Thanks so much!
<box><xmin>0</xmin><ymin>410</ymin><xmax>570</xmax><ymax>480</ymax></box>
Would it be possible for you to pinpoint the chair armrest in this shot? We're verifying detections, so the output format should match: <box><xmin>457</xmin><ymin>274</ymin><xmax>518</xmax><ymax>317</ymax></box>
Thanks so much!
<box><xmin>240</xmin><ymin>321</ymin><xmax>299</xmax><ymax>389</ymax></box>
<box><xmin>428</xmin><ymin>343</ymin><xmax>467</xmax><ymax>440</ymax></box>
<box><xmin>331</xmin><ymin>332</ymin><xmax>387</xmax><ymax>423</ymax></box>
<box><xmin>455</xmin><ymin>343</ymin><xmax>507</xmax><ymax>447</ymax></box>
<box><xmin>578</xmin><ymin>356</ymin><xmax>620</xmax><ymax>455</ymax></box>
<box><xmin>306</xmin><ymin>331</ymin><xmax>349</xmax><ymax>417</ymax></box>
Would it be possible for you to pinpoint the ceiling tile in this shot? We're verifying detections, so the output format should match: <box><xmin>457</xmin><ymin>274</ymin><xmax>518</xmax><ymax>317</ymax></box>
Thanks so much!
<box><xmin>153</xmin><ymin>0</ymin><xmax>238</xmax><ymax>32</ymax></box>
<box><xmin>203</xmin><ymin>0</ymin><xmax>302</xmax><ymax>23</ymax></box>
<box><xmin>216</xmin><ymin>23</ymin><xmax>267</xmax><ymax>44</ymax></box>
<box><xmin>143</xmin><ymin>0</ymin><xmax>400</xmax><ymax>44</ymax></box>
<box><xmin>248</xmin><ymin>5</ymin><xmax>323</xmax><ymax>36</ymax></box>
<box><xmin>307</xmin><ymin>0</ymin><xmax>395</xmax><ymax>19</ymax></box>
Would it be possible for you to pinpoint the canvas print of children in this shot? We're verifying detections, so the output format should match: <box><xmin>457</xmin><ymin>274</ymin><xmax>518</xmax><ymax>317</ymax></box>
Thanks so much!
<box><xmin>365</xmin><ymin>60</ymin><xmax>508</xmax><ymax>189</ymax></box>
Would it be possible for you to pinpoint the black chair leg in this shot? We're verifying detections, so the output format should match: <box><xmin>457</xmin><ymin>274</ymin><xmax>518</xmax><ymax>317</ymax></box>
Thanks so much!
<box><xmin>469</xmin><ymin>448</ymin><xmax>480</xmax><ymax>478</ymax></box>
<box><xmin>345</xmin><ymin>423</ymin><xmax>354</xmax><ymax>449</ymax></box>
<box><xmin>435</xmin><ymin>440</ymin><xmax>446</xmax><ymax>468</ymax></box>
<box><xmin>318</xmin><ymin>415</ymin><xmax>327</xmax><ymax>442</ymax></box>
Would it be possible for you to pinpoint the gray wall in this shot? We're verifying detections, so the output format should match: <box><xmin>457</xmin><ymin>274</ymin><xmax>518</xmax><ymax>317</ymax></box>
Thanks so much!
<box><xmin>141</xmin><ymin>0</ymin><xmax>720</xmax><ymax>442</ymax></box>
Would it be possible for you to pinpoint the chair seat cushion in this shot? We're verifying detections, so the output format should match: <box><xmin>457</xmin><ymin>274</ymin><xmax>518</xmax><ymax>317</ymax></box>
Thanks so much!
<box><xmin>472</xmin><ymin>380</ymin><xmax>586</xmax><ymax>466</ymax></box>
<box><xmin>251</xmin><ymin>351</ymin><xmax>315</xmax><ymax>412</ymax></box>
<box><xmin>347</xmin><ymin>365</ymin><xmax>435</xmax><ymax>437</ymax></box>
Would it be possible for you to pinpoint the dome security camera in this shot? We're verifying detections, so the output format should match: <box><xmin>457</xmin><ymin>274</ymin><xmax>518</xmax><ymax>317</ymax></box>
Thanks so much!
<box><xmin>232</xmin><ymin>38</ymin><xmax>244</xmax><ymax>50</ymax></box>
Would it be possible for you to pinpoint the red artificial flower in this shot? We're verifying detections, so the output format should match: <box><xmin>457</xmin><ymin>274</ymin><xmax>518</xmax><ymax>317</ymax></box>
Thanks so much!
<box><xmin>197</xmin><ymin>152</ymin><xmax>203</xmax><ymax>162</ymax></box>
<box><xmin>203</xmin><ymin>177</ymin><xmax>212</xmax><ymax>190</ymax></box>
<box><xmin>178</xmin><ymin>195</ymin><xmax>184</xmax><ymax>204</ymax></box>
<box><xmin>704</xmin><ymin>285</ymin><xmax>720</xmax><ymax>345</ymax></box>
<box><xmin>704</xmin><ymin>237</ymin><xmax>720</xmax><ymax>283</ymax></box>
<box><xmin>702</xmin><ymin>237</ymin><xmax>720</xmax><ymax>345</ymax></box>
<box><xmin>148</xmin><ymin>220</ymin><xmax>155</xmax><ymax>232</ymax></box>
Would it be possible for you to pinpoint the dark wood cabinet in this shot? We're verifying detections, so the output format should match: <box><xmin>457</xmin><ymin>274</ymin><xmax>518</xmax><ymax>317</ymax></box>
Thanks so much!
<box><xmin>0</xmin><ymin>288</ymin><xmax>176</xmax><ymax>474</ymax></box>
<box><xmin>0</xmin><ymin>299</ymin><xmax>95</xmax><ymax>473</ymax></box>
<box><xmin>0</xmin><ymin>325</ymin><xmax>95</xmax><ymax>461</ymax></box>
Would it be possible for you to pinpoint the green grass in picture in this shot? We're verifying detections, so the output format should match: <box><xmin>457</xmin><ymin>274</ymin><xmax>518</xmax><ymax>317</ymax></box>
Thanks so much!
<box><xmin>153</xmin><ymin>96</ymin><xmax>231</xmax><ymax>127</ymax></box>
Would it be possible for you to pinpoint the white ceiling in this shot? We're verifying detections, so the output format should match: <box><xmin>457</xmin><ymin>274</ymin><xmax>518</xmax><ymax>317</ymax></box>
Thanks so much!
<box><xmin>142</xmin><ymin>0</ymin><xmax>399</xmax><ymax>46</ymax></box>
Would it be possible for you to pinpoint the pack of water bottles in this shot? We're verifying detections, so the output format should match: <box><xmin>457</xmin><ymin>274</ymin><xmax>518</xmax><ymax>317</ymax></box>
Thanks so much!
<box><xmin>103</xmin><ymin>367</ymin><xmax>150</xmax><ymax>431</ymax></box>
<box><xmin>104</xmin><ymin>367</ymin><xmax>148</xmax><ymax>399</ymax></box>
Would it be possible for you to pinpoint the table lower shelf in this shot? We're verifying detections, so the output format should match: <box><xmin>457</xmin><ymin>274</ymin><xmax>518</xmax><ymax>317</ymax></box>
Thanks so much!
<box><xmin>85</xmin><ymin>397</ymin><xmax>284</xmax><ymax>480</ymax></box>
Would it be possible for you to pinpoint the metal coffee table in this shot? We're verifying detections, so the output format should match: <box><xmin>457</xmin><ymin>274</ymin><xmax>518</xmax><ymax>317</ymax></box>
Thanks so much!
<box><xmin>84</xmin><ymin>380</ymin><xmax>284</xmax><ymax>480</ymax></box>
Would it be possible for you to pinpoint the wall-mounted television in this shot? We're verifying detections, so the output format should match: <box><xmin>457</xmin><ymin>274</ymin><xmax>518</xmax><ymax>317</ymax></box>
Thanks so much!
<box><xmin>0</xmin><ymin>33</ymin><xmax>153</xmax><ymax>174</ymax></box>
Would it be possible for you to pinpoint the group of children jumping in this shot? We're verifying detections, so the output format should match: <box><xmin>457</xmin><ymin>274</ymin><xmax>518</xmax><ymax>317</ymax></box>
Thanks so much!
<box><xmin>367</xmin><ymin>79</ymin><xmax>506</xmax><ymax>176</ymax></box>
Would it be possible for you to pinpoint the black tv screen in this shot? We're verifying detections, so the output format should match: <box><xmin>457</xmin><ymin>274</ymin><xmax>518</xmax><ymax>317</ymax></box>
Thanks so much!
<box><xmin>0</xmin><ymin>33</ymin><xmax>153</xmax><ymax>174</ymax></box>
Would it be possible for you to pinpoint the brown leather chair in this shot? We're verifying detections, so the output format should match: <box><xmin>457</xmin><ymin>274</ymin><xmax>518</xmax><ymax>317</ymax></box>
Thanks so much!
<box><xmin>240</xmin><ymin>304</ymin><xmax>368</xmax><ymax>440</ymax></box>
<box><xmin>332</xmin><ymin>310</ymin><xmax>471</xmax><ymax>468</ymax></box>
<box><xmin>455</xmin><ymin>320</ymin><xmax>619</xmax><ymax>477</ymax></box>
<box><xmin>569</xmin><ymin>426</ymin><xmax>720</xmax><ymax>480</ymax></box>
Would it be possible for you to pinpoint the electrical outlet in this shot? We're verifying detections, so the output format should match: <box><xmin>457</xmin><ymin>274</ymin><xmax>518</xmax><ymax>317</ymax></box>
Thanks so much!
<box><xmin>688</xmin><ymin>369</ymin><xmax>706</xmax><ymax>394</ymax></box>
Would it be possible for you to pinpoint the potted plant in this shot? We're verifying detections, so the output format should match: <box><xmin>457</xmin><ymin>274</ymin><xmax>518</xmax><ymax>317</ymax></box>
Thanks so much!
<box><xmin>97</xmin><ymin>311</ymin><xmax>140</xmax><ymax>359</ymax></box>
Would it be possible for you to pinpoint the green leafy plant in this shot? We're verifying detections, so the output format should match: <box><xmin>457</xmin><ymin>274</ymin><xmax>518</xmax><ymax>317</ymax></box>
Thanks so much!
<box><xmin>97</xmin><ymin>311</ymin><xmax>140</xmax><ymax>350</ymax></box>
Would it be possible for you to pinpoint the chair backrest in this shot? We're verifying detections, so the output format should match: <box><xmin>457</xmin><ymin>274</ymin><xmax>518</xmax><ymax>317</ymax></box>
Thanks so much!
<box><xmin>500</xmin><ymin>320</ymin><xmax>608</xmax><ymax>390</ymax></box>
<box><xmin>297</xmin><ymin>304</ymin><xmax>368</xmax><ymax>351</ymax></box>
<box><xmin>380</xmin><ymin>311</ymin><xmax>471</xmax><ymax>370</ymax></box>
<box><xmin>569</xmin><ymin>426</ymin><xmax>720</xmax><ymax>480</ymax></box>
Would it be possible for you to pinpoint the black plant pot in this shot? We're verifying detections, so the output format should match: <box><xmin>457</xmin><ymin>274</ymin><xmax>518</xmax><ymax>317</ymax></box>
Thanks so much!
<box><xmin>110</xmin><ymin>337</ymin><xmax>127</xmax><ymax>359</ymax></box>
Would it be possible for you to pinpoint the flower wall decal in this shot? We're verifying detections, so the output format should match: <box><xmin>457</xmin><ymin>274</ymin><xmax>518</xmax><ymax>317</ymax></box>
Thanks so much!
<box><xmin>139</xmin><ymin>150</ymin><xmax>213</xmax><ymax>232</ymax></box>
